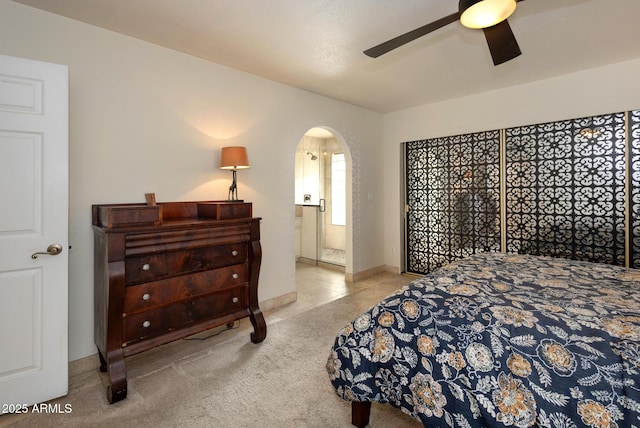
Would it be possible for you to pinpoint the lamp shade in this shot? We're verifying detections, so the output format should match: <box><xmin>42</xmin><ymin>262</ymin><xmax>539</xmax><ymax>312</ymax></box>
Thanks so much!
<box><xmin>459</xmin><ymin>0</ymin><xmax>516</xmax><ymax>29</ymax></box>
<box><xmin>219</xmin><ymin>146</ymin><xmax>250</xmax><ymax>170</ymax></box>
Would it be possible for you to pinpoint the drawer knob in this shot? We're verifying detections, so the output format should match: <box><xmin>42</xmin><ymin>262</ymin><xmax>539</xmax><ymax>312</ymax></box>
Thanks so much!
<box><xmin>232</xmin><ymin>297</ymin><xmax>239</xmax><ymax>303</ymax></box>
<box><xmin>142</xmin><ymin>293</ymin><xmax>150</xmax><ymax>301</ymax></box>
<box><xmin>142</xmin><ymin>320</ymin><xmax>151</xmax><ymax>328</ymax></box>
<box><xmin>232</xmin><ymin>273</ymin><xmax>239</xmax><ymax>279</ymax></box>
<box><xmin>142</xmin><ymin>263</ymin><xmax>151</xmax><ymax>271</ymax></box>
<box><xmin>231</xmin><ymin>250</ymin><xmax>238</xmax><ymax>257</ymax></box>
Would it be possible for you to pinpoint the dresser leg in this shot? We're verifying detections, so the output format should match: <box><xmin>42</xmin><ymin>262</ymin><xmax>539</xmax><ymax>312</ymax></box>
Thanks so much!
<box><xmin>97</xmin><ymin>349</ymin><xmax>107</xmax><ymax>372</ymax></box>
<box><xmin>105</xmin><ymin>350</ymin><xmax>128</xmax><ymax>404</ymax></box>
<box><xmin>107</xmin><ymin>383</ymin><xmax>127</xmax><ymax>404</ymax></box>
<box><xmin>249</xmin><ymin>309</ymin><xmax>267</xmax><ymax>343</ymax></box>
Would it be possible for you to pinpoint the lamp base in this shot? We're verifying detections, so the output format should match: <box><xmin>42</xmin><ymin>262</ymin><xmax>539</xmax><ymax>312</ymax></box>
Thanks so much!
<box><xmin>227</xmin><ymin>169</ymin><xmax>239</xmax><ymax>201</ymax></box>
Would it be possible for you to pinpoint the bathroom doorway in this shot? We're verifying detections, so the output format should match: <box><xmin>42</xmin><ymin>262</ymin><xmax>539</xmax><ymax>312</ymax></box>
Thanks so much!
<box><xmin>295</xmin><ymin>127</ymin><xmax>347</xmax><ymax>269</ymax></box>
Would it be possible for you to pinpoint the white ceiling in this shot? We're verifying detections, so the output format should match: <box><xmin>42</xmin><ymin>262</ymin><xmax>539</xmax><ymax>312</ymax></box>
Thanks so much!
<box><xmin>12</xmin><ymin>0</ymin><xmax>640</xmax><ymax>113</ymax></box>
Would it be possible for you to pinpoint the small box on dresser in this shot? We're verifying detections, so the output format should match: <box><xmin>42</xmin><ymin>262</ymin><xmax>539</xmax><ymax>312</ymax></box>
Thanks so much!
<box><xmin>92</xmin><ymin>201</ymin><xmax>266</xmax><ymax>404</ymax></box>
<box><xmin>197</xmin><ymin>201</ymin><xmax>252</xmax><ymax>220</ymax></box>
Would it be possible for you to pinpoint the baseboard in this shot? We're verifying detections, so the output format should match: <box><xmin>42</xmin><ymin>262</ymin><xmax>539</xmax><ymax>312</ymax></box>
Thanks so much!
<box><xmin>346</xmin><ymin>265</ymin><xmax>386</xmax><ymax>282</ymax></box>
<box><xmin>297</xmin><ymin>257</ymin><xmax>346</xmax><ymax>273</ymax></box>
<box><xmin>383</xmin><ymin>265</ymin><xmax>401</xmax><ymax>274</ymax></box>
<box><xmin>257</xmin><ymin>291</ymin><xmax>297</xmax><ymax>312</ymax></box>
<box><xmin>69</xmin><ymin>353</ymin><xmax>100</xmax><ymax>378</ymax></box>
<box><xmin>296</xmin><ymin>257</ymin><xmax>316</xmax><ymax>265</ymax></box>
<box><xmin>317</xmin><ymin>261</ymin><xmax>345</xmax><ymax>272</ymax></box>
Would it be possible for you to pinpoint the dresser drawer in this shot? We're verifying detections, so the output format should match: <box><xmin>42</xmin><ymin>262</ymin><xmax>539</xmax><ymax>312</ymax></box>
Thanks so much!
<box><xmin>125</xmin><ymin>243</ymin><xmax>247</xmax><ymax>285</ymax></box>
<box><xmin>123</xmin><ymin>263</ymin><xmax>248</xmax><ymax>314</ymax></box>
<box><xmin>124</xmin><ymin>286</ymin><xmax>249</xmax><ymax>345</ymax></box>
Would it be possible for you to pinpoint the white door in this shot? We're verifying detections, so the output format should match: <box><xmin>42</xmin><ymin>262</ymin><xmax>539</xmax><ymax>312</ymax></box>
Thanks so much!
<box><xmin>0</xmin><ymin>55</ymin><xmax>69</xmax><ymax>408</ymax></box>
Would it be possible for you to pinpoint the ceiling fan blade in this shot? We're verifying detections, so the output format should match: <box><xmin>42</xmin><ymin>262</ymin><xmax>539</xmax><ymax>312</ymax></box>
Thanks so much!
<box><xmin>482</xmin><ymin>19</ymin><xmax>522</xmax><ymax>65</ymax></box>
<box><xmin>364</xmin><ymin>12</ymin><xmax>459</xmax><ymax>58</ymax></box>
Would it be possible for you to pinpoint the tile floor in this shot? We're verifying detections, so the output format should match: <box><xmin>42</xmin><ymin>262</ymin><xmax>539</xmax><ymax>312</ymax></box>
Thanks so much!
<box><xmin>320</xmin><ymin>247</ymin><xmax>346</xmax><ymax>266</ymax></box>
<box><xmin>264</xmin><ymin>262</ymin><xmax>412</xmax><ymax>326</ymax></box>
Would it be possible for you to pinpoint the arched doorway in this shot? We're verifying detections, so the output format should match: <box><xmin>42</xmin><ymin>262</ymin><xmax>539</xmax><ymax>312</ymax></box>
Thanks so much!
<box><xmin>294</xmin><ymin>127</ymin><xmax>351</xmax><ymax>273</ymax></box>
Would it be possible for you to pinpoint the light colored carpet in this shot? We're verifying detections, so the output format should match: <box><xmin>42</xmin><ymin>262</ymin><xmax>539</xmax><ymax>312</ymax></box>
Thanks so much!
<box><xmin>1</xmin><ymin>285</ymin><xmax>422</xmax><ymax>428</ymax></box>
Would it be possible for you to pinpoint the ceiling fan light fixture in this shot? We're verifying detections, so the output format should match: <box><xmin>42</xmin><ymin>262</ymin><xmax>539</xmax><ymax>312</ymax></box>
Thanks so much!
<box><xmin>459</xmin><ymin>0</ymin><xmax>517</xmax><ymax>29</ymax></box>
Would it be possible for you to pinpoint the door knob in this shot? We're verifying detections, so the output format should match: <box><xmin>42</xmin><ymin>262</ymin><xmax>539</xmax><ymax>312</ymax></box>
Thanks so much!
<box><xmin>31</xmin><ymin>243</ymin><xmax>63</xmax><ymax>259</ymax></box>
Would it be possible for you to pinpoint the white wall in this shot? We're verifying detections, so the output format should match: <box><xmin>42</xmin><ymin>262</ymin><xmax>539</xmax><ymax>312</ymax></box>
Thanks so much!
<box><xmin>383</xmin><ymin>58</ymin><xmax>640</xmax><ymax>271</ymax></box>
<box><xmin>0</xmin><ymin>1</ymin><xmax>385</xmax><ymax>361</ymax></box>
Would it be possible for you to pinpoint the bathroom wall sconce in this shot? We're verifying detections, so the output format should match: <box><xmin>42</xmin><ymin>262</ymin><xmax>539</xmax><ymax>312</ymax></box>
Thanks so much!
<box><xmin>219</xmin><ymin>146</ymin><xmax>250</xmax><ymax>201</ymax></box>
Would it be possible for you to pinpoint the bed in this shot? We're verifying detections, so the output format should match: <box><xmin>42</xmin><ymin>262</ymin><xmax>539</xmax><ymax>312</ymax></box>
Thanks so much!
<box><xmin>327</xmin><ymin>253</ymin><xmax>640</xmax><ymax>427</ymax></box>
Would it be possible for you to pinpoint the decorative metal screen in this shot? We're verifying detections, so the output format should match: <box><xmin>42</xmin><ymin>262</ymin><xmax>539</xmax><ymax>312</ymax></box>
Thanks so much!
<box><xmin>631</xmin><ymin>110</ymin><xmax>640</xmax><ymax>268</ymax></box>
<box><xmin>405</xmin><ymin>131</ymin><xmax>501</xmax><ymax>274</ymax></box>
<box><xmin>505</xmin><ymin>113</ymin><xmax>627</xmax><ymax>265</ymax></box>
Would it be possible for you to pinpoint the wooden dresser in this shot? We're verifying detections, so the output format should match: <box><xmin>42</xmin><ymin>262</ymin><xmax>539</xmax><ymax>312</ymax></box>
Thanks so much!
<box><xmin>92</xmin><ymin>201</ymin><xmax>266</xmax><ymax>404</ymax></box>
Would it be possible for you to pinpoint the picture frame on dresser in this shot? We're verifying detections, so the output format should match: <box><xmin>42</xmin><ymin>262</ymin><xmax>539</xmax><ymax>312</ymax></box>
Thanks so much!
<box><xmin>92</xmin><ymin>200</ymin><xmax>266</xmax><ymax>403</ymax></box>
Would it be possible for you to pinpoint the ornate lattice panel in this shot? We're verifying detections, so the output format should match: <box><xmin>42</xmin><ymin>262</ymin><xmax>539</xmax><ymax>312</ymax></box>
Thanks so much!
<box><xmin>631</xmin><ymin>110</ymin><xmax>640</xmax><ymax>268</ymax></box>
<box><xmin>405</xmin><ymin>132</ymin><xmax>501</xmax><ymax>274</ymax></box>
<box><xmin>505</xmin><ymin>113</ymin><xmax>627</xmax><ymax>265</ymax></box>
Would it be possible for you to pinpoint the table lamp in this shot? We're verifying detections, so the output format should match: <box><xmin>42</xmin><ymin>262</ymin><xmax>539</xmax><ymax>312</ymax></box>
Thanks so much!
<box><xmin>219</xmin><ymin>146</ymin><xmax>250</xmax><ymax>201</ymax></box>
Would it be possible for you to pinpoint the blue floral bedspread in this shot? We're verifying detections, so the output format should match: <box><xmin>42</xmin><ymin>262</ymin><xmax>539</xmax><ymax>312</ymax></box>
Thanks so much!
<box><xmin>327</xmin><ymin>253</ymin><xmax>640</xmax><ymax>427</ymax></box>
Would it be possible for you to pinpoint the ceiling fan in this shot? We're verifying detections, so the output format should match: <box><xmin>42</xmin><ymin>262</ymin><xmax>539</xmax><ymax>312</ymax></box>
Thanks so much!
<box><xmin>364</xmin><ymin>0</ymin><xmax>525</xmax><ymax>66</ymax></box>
